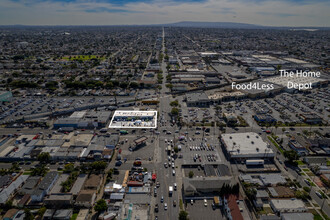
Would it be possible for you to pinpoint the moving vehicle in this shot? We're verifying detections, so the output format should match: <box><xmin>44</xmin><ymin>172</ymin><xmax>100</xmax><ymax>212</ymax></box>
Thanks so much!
<box><xmin>304</xmin><ymin>179</ymin><xmax>311</xmax><ymax>186</ymax></box>
<box><xmin>316</xmin><ymin>191</ymin><xmax>323</xmax><ymax>199</ymax></box>
<box><xmin>169</xmin><ymin>186</ymin><xmax>173</xmax><ymax>196</ymax></box>
<box><xmin>164</xmin><ymin>203</ymin><xmax>168</xmax><ymax>210</ymax></box>
<box><xmin>120</xmin><ymin>130</ymin><xmax>128</xmax><ymax>134</ymax></box>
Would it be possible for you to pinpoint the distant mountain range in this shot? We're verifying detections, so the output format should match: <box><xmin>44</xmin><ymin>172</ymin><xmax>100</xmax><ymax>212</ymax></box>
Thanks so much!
<box><xmin>1</xmin><ymin>21</ymin><xmax>329</xmax><ymax>30</ymax></box>
<box><xmin>163</xmin><ymin>21</ymin><xmax>264</xmax><ymax>29</ymax></box>
<box><xmin>162</xmin><ymin>21</ymin><xmax>330</xmax><ymax>30</ymax></box>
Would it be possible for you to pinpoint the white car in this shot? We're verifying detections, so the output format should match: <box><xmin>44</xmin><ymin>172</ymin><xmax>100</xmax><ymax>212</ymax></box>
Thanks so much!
<box><xmin>172</xmin><ymin>170</ymin><xmax>176</xmax><ymax>176</ymax></box>
<box><xmin>164</xmin><ymin>203</ymin><xmax>168</xmax><ymax>210</ymax></box>
<box><xmin>204</xmin><ymin>199</ymin><xmax>208</xmax><ymax>206</ymax></box>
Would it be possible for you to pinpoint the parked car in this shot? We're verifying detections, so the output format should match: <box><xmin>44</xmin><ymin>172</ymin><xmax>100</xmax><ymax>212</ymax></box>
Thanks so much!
<box><xmin>204</xmin><ymin>199</ymin><xmax>208</xmax><ymax>206</ymax></box>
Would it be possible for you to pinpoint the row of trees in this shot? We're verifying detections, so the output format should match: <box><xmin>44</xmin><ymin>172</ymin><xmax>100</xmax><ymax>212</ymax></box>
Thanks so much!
<box><xmin>63</xmin><ymin>79</ymin><xmax>141</xmax><ymax>90</ymax></box>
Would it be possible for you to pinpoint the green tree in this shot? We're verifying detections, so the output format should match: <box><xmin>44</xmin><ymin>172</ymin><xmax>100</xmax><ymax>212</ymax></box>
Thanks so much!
<box><xmin>170</xmin><ymin>100</ymin><xmax>179</xmax><ymax>107</ymax></box>
<box><xmin>303</xmin><ymin>186</ymin><xmax>311</xmax><ymax>193</ymax></box>
<box><xmin>166</xmin><ymin>84</ymin><xmax>173</xmax><ymax>89</ymax></box>
<box><xmin>24</xmin><ymin>208</ymin><xmax>34</xmax><ymax>220</ymax></box>
<box><xmin>174</xmin><ymin>146</ymin><xmax>179</xmax><ymax>153</ymax></box>
<box><xmin>130</xmin><ymin>82</ymin><xmax>139</xmax><ymax>89</ymax></box>
<box><xmin>188</xmin><ymin>171</ymin><xmax>194</xmax><ymax>178</ymax></box>
<box><xmin>283</xmin><ymin>150</ymin><xmax>299</xmax><ymax>164</ymax></box>
<box><xmin>91</xmin><ymin>161</ymin><xmax>107</xmax><ymax>172</ymax></box>
<box><xmin>94</xmin><ymin>199</ymin><xmax>107</xmax><ymax>212</ymax></box>
<box><xmin>4</xmin><ymin>200</ymin><xmax>13</xmax><ymax>210</ymax></box>
<box><xmin>37</xmin><ymin>207</ymin><xmax>47</xmax><ymax>217</ymax></box>
<box><xmin>179</xmin><ymin>210</ymin><xmax>189</xmax><ymax>220</ymax></box>
<box><xmin>10</xmin><ymin>162</ymin><xmax>20</xmax><ymax>172</ymax></box>
<box><xmin>245</xmin><ymin>188</ymin><xmax>257</xmax><ymax>200</ymax></box>
<box><xmin>171</xmin><ymin>107</ymin><xmax>179</xmax><ymax>116</ymax></box>
<box><xmin>45</xmin><ymin>81</ymin><xmax>58</xmax><ymax>90</ymax></box>
<box><xmin>37</xmin><ymin>152</ymin><xmax>50</xmax><ymax>162</ymax></box>
<box><xmin>63</xmin><ymin>163</ymin><xmax>75</xmax><ymax>173</ymax></box>
<box><xmin>31</xmin><ymin>165</ymin><xmax>48</xmax><ymax>177</ymax></box>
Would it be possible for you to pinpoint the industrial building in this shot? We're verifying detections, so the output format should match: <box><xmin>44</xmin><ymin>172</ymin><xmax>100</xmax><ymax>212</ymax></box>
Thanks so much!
<box><xmin>109</xmin><ymin>110</ymin><xmax>157</xmax><ymax>129</ymax></box>
<box><xmin>299</xmin><ymin>112</ymin><xmax>323</xmax><ymax>124</ymax></box>
<box><xmin>263</xmin><ymin>75</ymin><xmax>328</xmax><ymax>92</ymax></box>
<box><xmin>288</xmin><ymin>139</ymin><xmax>309</xmax><ymax>156</ymax></box>
<box><xmin>270</xmin><ymin>199</ymin><xmax>307</xmax><ymax>214</ymax></box>
<box><xmin>208</xmin><ymin>91</ymin><xmax>247</xmax><ymax>103</ymax></box>
<box><xmin>254</xmin><ymin>114</ymin><xmax>277</xmax><ymax>123</ymax></box>
<box><xmin>183</xmin><ymin>176</ymin><xmax>234</xmax><ymax>198</ymax></box>
<box><xmin>53</xmin><ymin>110</ymin><xmax>112</xmax><ymax>129</ymax></box>
<box><xmin>186</xmin><ymin>92</ymin><xmax>210</xmax><ymax>107</ymax></box>
<box><xmin>221</xmin><ymin>132</ymin><xmax>274</xmax><ymax>162</ymax></box>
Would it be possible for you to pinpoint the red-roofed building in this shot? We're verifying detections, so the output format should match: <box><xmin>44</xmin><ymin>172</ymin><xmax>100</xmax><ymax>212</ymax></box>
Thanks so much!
<box><xmin>226</xmin><ymin>194</ymin><xmax>244</xmax><ymax>220</ymax></box>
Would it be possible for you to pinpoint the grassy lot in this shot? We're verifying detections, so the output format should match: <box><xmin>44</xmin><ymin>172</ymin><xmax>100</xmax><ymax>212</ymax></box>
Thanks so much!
<box><xmin>297</xmin><ymin>160</ymin><xmax>306</xmax><ymax>165</ymax></box>
<box><xmin>70</xmin><ymin>213</ymin><xmax>78</xmax><ymax>220</ymax></box>
<box><xmin>306</xmin><ymin>172</ymin><xmax>315</xmax><ymax>176</ymax></box>
<box><xmin>62</xmin><ymin>55</ymin><xmax>106</xmax><ymax>61</ymax></box>
<box><xmin>303</xmin><ymin>168</ymin><xmax>310</xmax><ymax>172</ymax></box>
<box><xmin>257</xmin><ymin>207</ymin><xmax>273</xmax><ymax>215</ymax></box>
<box><xmin>321</xmin><ymin>211</ymin><xmax>330</xmax><ymax>220</ymax></box>
<box><xmin>267</xmin><ymin>136</ymin><xmax>284</xmax><ymax>154</ymax></box>
<box><xmin>314</xmin><ymin>214</ymin><xmax>323</xmax><ymax>220</ymax></box>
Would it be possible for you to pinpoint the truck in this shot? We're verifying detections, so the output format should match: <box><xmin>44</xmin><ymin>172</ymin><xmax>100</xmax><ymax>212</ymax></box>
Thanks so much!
<box><xmin>167</xmin><ymin>145</ymin><xmax>172</xmax><ymax>155</ymax></box>
<box><xmin>120</xmin><ymin>130</ymin><xmax>128</xmax><ymax>134</ymax></box>
<box><xmin>245</xmin><ymin>159</ymin><xmax>264</xmax><ymax>166</ymax></box>
<box><xmin>169</xmin><ymin>186</ymin><xmax>173</xmax><ymax>196</ymax></box>
<box><xmin>100</xmin><ymin>128</ymin><xmax>107</xmax><ymax>133</ymax></box>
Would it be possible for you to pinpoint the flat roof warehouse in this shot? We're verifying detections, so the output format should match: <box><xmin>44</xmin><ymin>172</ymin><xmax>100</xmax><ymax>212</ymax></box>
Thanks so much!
<box><xmin>108</xmin><ymin>110</ymin><xmax>157</xmax><ymax>129</ymax></box>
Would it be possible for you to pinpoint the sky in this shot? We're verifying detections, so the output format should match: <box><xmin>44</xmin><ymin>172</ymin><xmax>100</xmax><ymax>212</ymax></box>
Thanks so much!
<box><xmin>0</xmin><ymin>0</ymin><xmax>329</xmax><ymax>26</ymax></box>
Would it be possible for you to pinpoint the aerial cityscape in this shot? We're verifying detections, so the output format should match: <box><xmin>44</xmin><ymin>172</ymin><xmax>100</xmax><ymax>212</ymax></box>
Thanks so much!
<box><xmin>0</xmin><ymin>0</ymin><xmax>329</xmax><ymax>220</ymax></box>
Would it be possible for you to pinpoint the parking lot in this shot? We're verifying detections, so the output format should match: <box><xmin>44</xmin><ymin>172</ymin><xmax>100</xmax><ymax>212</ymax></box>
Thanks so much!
<box><xmin>0</xmin><ymin>96</ymin><xmax>136</xmax><ymax>125</ymax></box>
<box><xmin>186</xmin><ymin>199</ymin><xmax>226</xmax><ymax>220</ymax></box>
<box><xmin>181</xmin><ymin>137</ymin><xmax>221</xmax><ymax>164</ymax></box>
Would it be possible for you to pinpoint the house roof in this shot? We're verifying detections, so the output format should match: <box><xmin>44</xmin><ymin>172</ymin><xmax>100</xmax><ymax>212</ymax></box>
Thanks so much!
<box><xmin>76</xmin><ymin>190</ymin><xmax>95</xmax><ymax>202</ymax></box>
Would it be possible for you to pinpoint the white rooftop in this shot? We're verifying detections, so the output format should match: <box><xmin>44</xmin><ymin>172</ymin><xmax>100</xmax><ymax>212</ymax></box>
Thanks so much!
<box><xmin>109</xmin><ymin>110</ymin><xmax>157</xmax><ymax>129</ymax></box>
<box><xmin>221</xmin><ymin>132</ymin><xmax>274</xmax><ymax>158</ymax></box>
<box><xmin>264</xmin><ymin>75</ymin><xmax>326</xmax><ymax>88</ymax></box>
<box><xmin>270</xmin><ymin>199</ymin><xmax>306</xmax><ymax>211</ymax></box>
